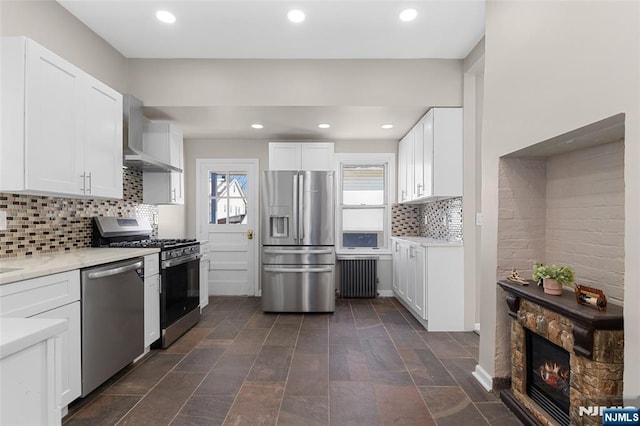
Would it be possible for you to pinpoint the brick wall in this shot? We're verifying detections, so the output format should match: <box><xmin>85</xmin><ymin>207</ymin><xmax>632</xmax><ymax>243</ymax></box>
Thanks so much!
<box><xmin>497</xmin><ymin>158</ymin><xmax>547</xmax><ymax>279</ymax></box>
<box><xmin>545</xmin><ymin>141</ymin><xmax>624</xmax><ymax>301</ymax></box>
<box><xmin>497</xmin><ymin>140</ymin><xmax>624</xmax><ymax>302</ymax></box>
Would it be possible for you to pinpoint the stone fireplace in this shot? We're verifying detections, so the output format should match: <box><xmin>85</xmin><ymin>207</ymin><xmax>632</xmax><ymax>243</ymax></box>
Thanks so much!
<box><xmin>492</xmin><ymin>114</ymin><xmax>627</xmax><ymax>425</ymax></box>
<box><xmin>498</xmin><ymin>281</ymin><xmax>624</xmax><ymax>425</ymax></box>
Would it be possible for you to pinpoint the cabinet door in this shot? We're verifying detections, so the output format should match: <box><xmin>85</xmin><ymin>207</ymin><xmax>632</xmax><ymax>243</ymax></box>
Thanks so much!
<box><xmin>413</xmin><ymin>121</ymin><xmax>425</xmax><ymax>199</ymax></box>
<box><xmin>269</xmin><ymin>143</ymin><xmax>301</xmax><ymax>170</ymax></box>
<box><xmin>398</xmin><ymin>242</ymin><xmax>409</xmax><ymax>299</ymax></box>
<box><xmin>397</xmin><ymin>136</ymin><xmax>408</xmax><ymax>202</ymax></box>
<box><xmin>301</xmin><ymin>143</ymin><xmax>334</xmax><ymax>171</ymax></box>
<box><xmin>169</xmin><ymin>125</ymin><xmax>184</xmax><ymax>169</ymax></box>
<box><xmin>83</xmin><ymin>77</ymin><xmax>123</xmax><ymax>199</ymax></box>
<box><xmin>32</xmin><ymin>301</ymin><xmax>81</xmax><ymax>407</ymax></box>
<box><xmin>170</xmin><ymin>171</ymin><xmax>184</xmax><ymax>204</ymax></box>
<box><xmin>144</xmin><ymin>274</ymin><xmax>160</xmax><ymax>347</ymax></box>
<box><xmin>25</xmin><ymin>40</ymin><xmax>84</xmax><ymax>195</ymax></box>
<box><xmin>391</xmin><ymin>241</ymin><xmax>400</xmax><ymax>293</ymax></box>
<box><xmin>406</xmin><ymin>244</ymin><xmax>417</xmax><ymax>306</ymax></box>
<box><xmin>199</xmin><ymin>257</ymin><xmax>210</xmax><ymax>308</ymax></box>
<box><xmin>414</xmin><ymin>245</ymin><xmax>426</xmax><ymax>319</ymax></box>
<box><xmin>422</xmin><ymin>110</ymin><xmax>434</xmax><ymax>198</ymax></box>
<box><xmin>432</xmin><ymin>108</ymin><xmax>463</xmax><ymax>197</ymax></box>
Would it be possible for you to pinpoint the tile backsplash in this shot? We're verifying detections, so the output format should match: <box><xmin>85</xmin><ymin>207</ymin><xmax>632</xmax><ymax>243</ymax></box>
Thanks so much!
<box><xmin>0</xmin><ymin>169</ymin><xmax>158</xmax><ymax>258</ymax></box>
<box><xmin>392</xmin><ymin>197</ymin><xmax>463</xmax><ymax>241</ymax></box>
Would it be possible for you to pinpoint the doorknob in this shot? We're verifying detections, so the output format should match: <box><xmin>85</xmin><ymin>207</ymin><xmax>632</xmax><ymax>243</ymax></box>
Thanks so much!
<box><xmin>247</xmin><ymin>229</ymin><xmax>254</xmax><ymax>239</ymax></box>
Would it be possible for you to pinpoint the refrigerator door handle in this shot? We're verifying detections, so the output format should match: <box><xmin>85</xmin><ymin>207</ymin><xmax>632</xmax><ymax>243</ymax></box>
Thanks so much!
<box><xmin>264</xmin><ymin>266</ymin><xmax>334</xmax><ymax>273</ymax></box>
<box><xmin>292</xmin><ymin>173</ymin><xmax>299</xmax><ymax>242</ymax></box>
<box><xmin>298</xmin><ymin>172</ymin><xmax>305</xmax><ymax>241</ymax></box>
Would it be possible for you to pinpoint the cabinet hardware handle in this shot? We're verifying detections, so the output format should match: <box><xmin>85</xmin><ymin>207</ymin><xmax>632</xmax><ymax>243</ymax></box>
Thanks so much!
<box><xmin>172</xmin><ymin>188</ymin><xmax>177</xmax><ymax>202</ymax></box>
<box><xmin>80</xmin><ymin>173</ymin><xmax>86</xmax><ymax>193</ymax></box>
<box><xmin>86</xmin><ymin>172</ymin><xmax>92</xmax><ymax>194</ymax></box>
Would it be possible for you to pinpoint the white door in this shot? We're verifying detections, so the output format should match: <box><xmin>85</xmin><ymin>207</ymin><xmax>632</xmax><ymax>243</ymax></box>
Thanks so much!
<box><xmin>196</xmin><ymin>159</ymin><xmax>259</xmax><ymax>296</ymax></box>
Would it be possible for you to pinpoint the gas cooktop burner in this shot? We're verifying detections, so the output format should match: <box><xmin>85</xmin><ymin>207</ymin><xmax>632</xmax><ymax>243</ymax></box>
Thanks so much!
<box><xmin>109</xmin><ymin>239</ymin><xmax>198</xmax><ymax>249</ymax></box>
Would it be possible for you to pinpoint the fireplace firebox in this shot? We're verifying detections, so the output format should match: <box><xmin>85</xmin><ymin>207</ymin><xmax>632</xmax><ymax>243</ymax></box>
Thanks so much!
<box><xmin>526</xmin><ymin>329</ymin><xmax>570</xmax><ymax>426</ymax></box>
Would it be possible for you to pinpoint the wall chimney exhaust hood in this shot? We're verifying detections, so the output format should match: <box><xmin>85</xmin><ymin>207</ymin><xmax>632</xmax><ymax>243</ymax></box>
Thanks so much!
<box><xmin>123</xmin><ymin>95</ymin><xmax>182</xmax><ymax>173</ymax></box>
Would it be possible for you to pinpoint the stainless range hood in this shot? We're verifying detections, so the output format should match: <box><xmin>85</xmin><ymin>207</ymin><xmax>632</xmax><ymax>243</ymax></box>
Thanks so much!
<box><xmin>123</xmin><ymin>95</ymin><xmax>182</xmax><ymax>173</ymax></box>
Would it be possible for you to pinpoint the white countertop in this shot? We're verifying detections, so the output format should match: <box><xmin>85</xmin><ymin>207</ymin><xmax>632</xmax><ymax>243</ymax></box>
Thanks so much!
<box><xmin>391</xmin><ymin>236</ymin><xmax>463</xmax><ymax>247</ymax></box>
<box><xmin>0</xmin><ymin>247</ymin><xmax>160</xmax><ymax>285</ymax></box>
<box><xmin>0</xmin><ymin>317</ymin><xmax>68</xmax><ymax>359</ymax></box>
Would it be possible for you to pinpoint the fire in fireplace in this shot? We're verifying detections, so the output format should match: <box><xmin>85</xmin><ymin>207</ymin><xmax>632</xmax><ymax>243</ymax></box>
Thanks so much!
<box><xmin>526</xmin><ymin>330</ymin><xmax>571</xmax><ymax>426</ymax></box>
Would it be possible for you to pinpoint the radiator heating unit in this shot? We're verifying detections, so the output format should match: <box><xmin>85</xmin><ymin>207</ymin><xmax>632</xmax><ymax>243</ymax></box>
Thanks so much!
<box><xmin>338</xmin><ymin>257</ymin><xmax>378</xmax><ymax>298</ymax></box>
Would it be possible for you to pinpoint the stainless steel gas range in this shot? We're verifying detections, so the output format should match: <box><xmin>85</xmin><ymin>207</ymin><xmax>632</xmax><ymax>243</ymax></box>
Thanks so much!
<box><xmin>92</xmin><ymin>216</ymin><xmax>201</xmax><ymax>348</ymax></box>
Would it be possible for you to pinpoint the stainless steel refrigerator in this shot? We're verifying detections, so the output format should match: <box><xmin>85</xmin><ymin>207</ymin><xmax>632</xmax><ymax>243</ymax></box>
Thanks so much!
<box><xmin>262</xmin><ymin>170</ymin><xmax>335</xmax><ymax>312</ymax></box>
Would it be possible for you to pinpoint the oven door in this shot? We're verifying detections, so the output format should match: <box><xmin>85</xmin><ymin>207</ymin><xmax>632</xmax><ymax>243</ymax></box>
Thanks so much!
<box><xmin>160</xmin><ymin>253</ymin><xmax>201</xmax><ymax>328</ymax></box>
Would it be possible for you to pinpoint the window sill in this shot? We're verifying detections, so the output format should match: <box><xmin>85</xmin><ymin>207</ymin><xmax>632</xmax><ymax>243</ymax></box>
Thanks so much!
<box><xmin>336</xmin><ymin>251</ymin><xmax>392</xmax><ymax>258</ymax></box>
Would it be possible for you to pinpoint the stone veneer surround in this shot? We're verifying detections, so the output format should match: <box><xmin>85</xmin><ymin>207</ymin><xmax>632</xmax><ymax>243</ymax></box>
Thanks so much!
<box><xmin>0</xmin><ymin>169</ymin><xmax>158</xmax><ymax>258</ymax></box>
<box><xmin>498</xmin><ymin>281</ymin><xmax>624</xmax><ymax>426</ymax></box>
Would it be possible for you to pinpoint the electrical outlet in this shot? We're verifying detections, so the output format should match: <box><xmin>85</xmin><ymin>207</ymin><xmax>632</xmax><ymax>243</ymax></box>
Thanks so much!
<box><xmin>0</xmin><ymin>210</ymin><xmax>6</xmax><ymax>231</ymax></box>
<box><xmin>475</xmin><ymin>213</ymin><xmax>483</xmax><ymax>226</ymax></box>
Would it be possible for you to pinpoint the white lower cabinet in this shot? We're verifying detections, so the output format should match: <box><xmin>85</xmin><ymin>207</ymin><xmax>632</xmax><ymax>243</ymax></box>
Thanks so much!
<box><xmin>144</xmin><ymin>255</ymin><xmax>160</xmax><ymax>348</ymax></box>
<box><xmin>391</xmin><ymin>238</ymin><xmax>465</xmax><ymax>331</ymax></box>
<box><xmin>32</xmin><ymin>302</ymin><xmax>81</xmax><ymax>407</ymax></box>
<box><xmin>0</xmin><ymin>270</ymin><xmax>81</xmax><ymax>414</ymax></box>
<box><xmin>200</xmin><ymin>253</ymin><xmax>210</xmax><ymax>309</ymax></box>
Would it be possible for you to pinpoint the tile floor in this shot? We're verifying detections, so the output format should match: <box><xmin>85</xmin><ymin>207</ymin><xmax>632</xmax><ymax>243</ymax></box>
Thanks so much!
<box><xmin>63</xmin><ymin>297</ymin><xmax>522</xmax><ymax>425</ymax></box>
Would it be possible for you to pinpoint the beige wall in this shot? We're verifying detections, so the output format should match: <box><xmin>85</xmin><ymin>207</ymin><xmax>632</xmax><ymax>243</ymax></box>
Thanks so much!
<box><xmin>183</xmin><ymin>139</ymin><xmax>398</xmax><ymax>238</ymax></box>
<box><xmin>126</xmin><ymin>59</ymin><xmax>463</xmax><ymax>107</ymax></box>
<box><xmin>480</xmin><ymin>0</ymin><xmax>639</xmax><ymax>401</ymax></box>
<box><xmin>0</xmin><ymin>0</ymin><xmax>127</xmax><ymax>93</ymax></box>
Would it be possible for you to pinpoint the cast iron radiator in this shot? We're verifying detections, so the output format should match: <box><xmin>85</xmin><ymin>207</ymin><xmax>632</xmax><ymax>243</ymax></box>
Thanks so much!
<box><xmin>338</xmin><ymin>258</ymin><xmax>377</xmax><ymax>298</ymax></box>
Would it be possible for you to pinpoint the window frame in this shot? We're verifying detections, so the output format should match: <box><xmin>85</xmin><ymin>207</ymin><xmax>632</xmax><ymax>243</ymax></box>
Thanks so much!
<box><xmin>335</xmin><ymin>153</ymin><xmax>395</xmax><ymax>254</ymax></box>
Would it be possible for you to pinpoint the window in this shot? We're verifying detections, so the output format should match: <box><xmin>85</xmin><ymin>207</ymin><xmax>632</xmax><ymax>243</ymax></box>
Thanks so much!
<box><xmin>208</xmin><ymin>172</ymin><xmax>248</xmax><ymax>224</ymax></box>
<box><xmin>336</xmin><ymin>154</ymin><xmax>395</xmax><ymax>252</ymax></box>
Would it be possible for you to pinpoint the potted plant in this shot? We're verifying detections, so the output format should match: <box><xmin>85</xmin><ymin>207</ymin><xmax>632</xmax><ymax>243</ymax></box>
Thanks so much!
<box><xmin>532</xmin><ymin>262</ymin><xmax>575</xmax><ymax>295</ymax></box>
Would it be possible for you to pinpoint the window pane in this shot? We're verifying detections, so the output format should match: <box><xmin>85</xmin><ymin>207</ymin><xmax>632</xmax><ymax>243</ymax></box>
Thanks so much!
<box><xmin>209</xmin><ymin>172</ymin><xmax>248</xmax><ymax>225</ymax></box>
<box><xmin>342</xmin><ymin>208</ymin><xmax>384</xmax><ymax>231</ymax></box>
<box><xmin>343</xmin><ymin>232</ymin><xmax>382</xmax><ymax>248</ymax></box>
<box><xmin>342</xmin><ymin>165</ymin><xmax>384</xmax><ymax>205</ymax></box>
<box><xmin>210</xmin><ymin>172</ymin><xmax>227</xmax><ymax>197</ymax></box>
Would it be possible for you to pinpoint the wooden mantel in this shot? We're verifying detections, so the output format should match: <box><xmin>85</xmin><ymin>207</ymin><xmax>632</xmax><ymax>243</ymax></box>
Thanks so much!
<box><xmin>497</xmin><ymin>280</ymin><xmax>623</xmax><ymax>358</ymax></box>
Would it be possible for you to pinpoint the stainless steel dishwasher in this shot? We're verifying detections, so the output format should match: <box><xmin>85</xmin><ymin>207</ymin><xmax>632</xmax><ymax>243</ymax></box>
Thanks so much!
<box><xmin>80</xmin><ymin>257</ymin><xmax>144</xmax><ymax>397</ymax></box>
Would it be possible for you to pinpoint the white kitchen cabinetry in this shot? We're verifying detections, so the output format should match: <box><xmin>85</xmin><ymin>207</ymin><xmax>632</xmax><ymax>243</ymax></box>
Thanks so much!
<box><xmin>397</xmin><ymin>107</ymin><xmax>462</xmax><ymax>203</ymax></box>
<box><xmin>0</xmin><ymin>36</ymin><xmax>123</xmax><ymax>199</ymax></box>
<box><xmin>200</xmin><ymin>252</ymin><xmax>210</xmax><ymax>310</ymax></box>
<box><xmin>0</xmin><ymin>270</ymin><xmax>81</xmax><ymax>410</ymax></box>
<box><xmin>1</xmin><ymin>318</ymin><xmax>67</xmax><ymax>426</ymax></box>
<box><xmin>143</xmin><ymin>255</ymin><xmax>160</xmax><ymax>348</ymax></box>
<box><xmin>268</xmin><ymin>142</ymin><xmax>334</xmax><ymax>170</ymax></box>
<box><xmin>143</xmin><ymin>122</ymin><xmax>184</xmax><ymax>205</ymax></box>
<box><xmin>391</xmin><ymin>238</ymin><xmax>464</xmax><ymax>331</ymax></box>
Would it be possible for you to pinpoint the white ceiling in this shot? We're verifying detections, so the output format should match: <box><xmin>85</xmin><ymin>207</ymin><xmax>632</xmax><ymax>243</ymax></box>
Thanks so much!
<box><xmin>57</xmin><ymin>0</ymin><xmax>485</xmax><ymax>140</ymax></box>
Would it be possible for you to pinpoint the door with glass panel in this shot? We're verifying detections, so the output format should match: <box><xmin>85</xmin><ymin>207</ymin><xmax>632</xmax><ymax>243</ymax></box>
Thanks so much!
<box><xmin>196</xmin><ymin>159</ymin><xmax>258</xmax><ymax>296</ymax></box>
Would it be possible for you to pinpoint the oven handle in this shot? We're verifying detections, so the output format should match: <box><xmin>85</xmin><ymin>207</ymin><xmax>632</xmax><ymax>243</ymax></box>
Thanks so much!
<box><xmin>87</xmin><ymin>260</ymin><xmax>143</xmax><ymax>279</ymax></box>
<box><xmin>264</xmin><ymin>266</ymin><xmax>333</xmax><ymax>273</ymax></box>
<box><xmin>162</xmin><ymin>253</ymin><xmax>202</xmax><ymax>269</ymax></box>
<box><xmin>263</xmin><ymin>248</ymin><xmax>334</xmax><ymax>255</ymax></box>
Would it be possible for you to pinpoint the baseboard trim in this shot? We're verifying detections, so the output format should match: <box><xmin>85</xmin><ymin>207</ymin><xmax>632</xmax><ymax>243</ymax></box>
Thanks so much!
<box><xmin>377</xmin><ymin>290</ymin><xmax>394</xmax><ymax>297</ymax></box>
<box><xmin>472</xmin><ymin>364</ymin><xmax>493</xmax><ymax>392</ymax></box>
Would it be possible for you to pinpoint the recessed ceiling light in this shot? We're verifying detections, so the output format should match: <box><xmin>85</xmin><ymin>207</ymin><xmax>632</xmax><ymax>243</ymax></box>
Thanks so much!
<box><xmin>318</xmin><ymin>123</ymin><xmax>330</xmax><ymax>129</ymax></box>
<box><xmin>381</xmin><ymin>124</ymin><xmax>394</xmax><ymax>129</ymax></box>
<box><xmin>156</xmin><ymin>10</ymin><xmax>176</xmax><ymax>24</ymax></box>
<box><xmin>251</xmin><ymin>124</ymin><xmax>264</xmax><ymax>129</ymax></box>
<box><xmin>399</xmin><ymin>8</ymin><xmax>417</xmax><ymax>22</ymax></box>
<box><xmin>288</xmin><ymin>9</ymin><xmax>305</xmax><ymax>23</ymax></box>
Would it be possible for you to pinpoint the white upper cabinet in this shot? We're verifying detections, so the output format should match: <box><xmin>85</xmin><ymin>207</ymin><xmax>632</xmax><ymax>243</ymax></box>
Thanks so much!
<box><xmin>0</xmin><ymin>37</ymin><xmax>123</xmax><ymax>199</ymax></box>
<box><xmin>142</xmin><ymin>122</ymin><xmax>184</xmax><ymax>205</ymax></box>
<box><xmin>268</xmin><ymin>142</ymin><xmax>334</xmax><ymax>170</ymax></box>
<box><xmin>397</xmin><ymin>107</ymin><xmax>462</xmax><ymax>203</ymax></box>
